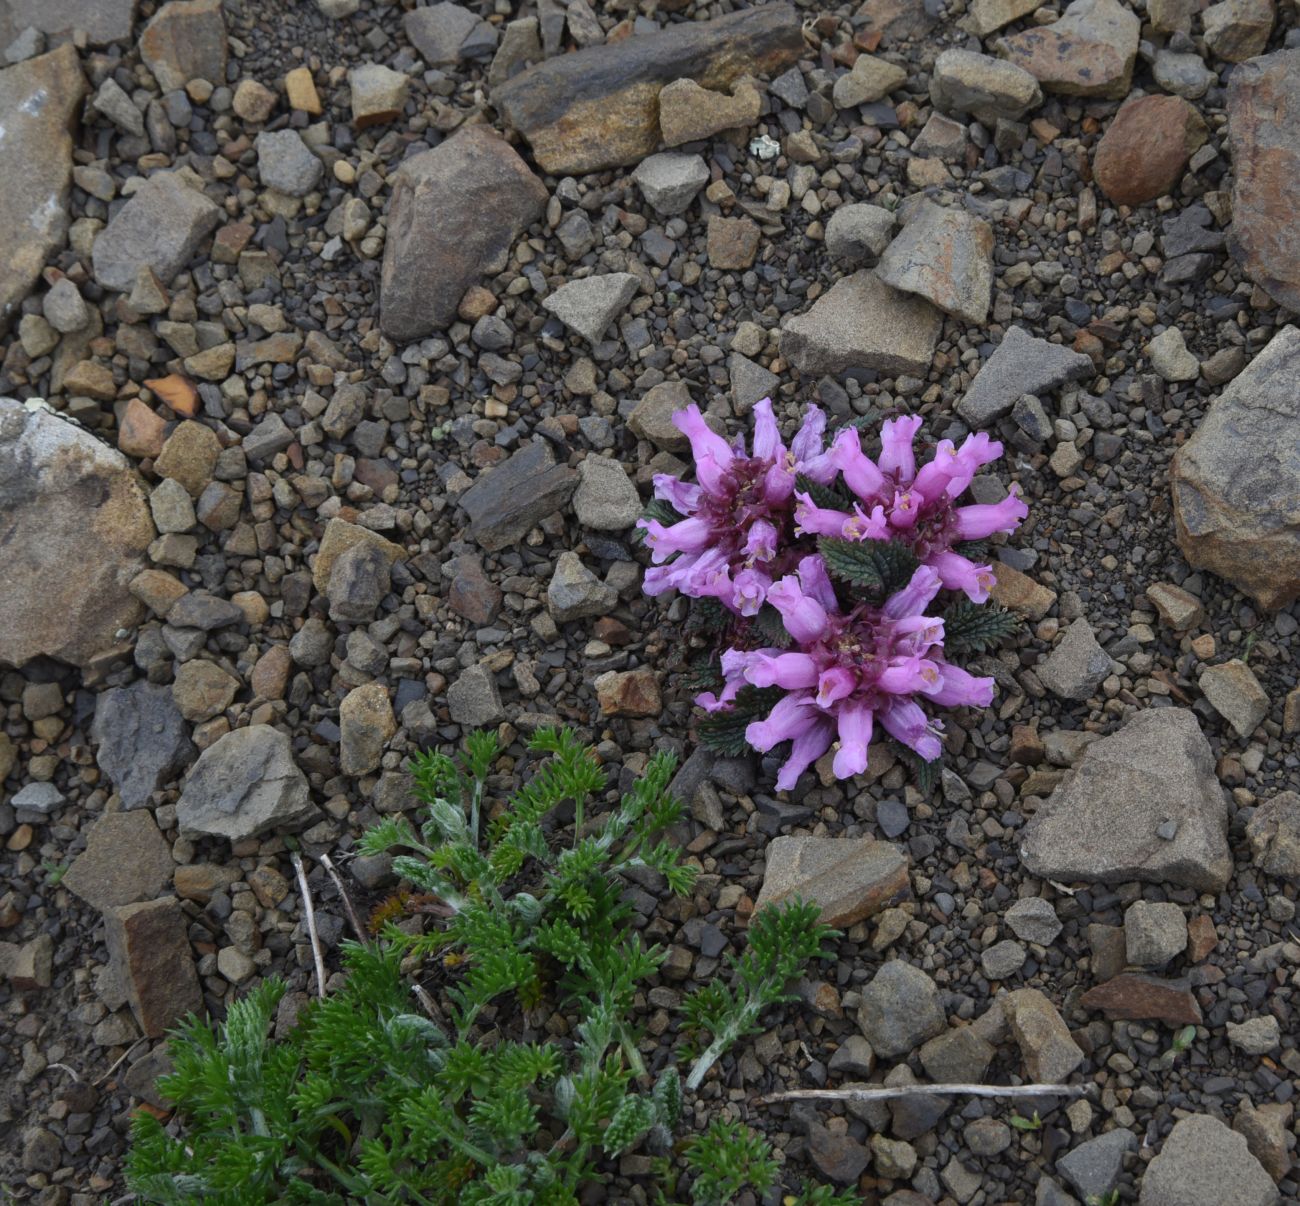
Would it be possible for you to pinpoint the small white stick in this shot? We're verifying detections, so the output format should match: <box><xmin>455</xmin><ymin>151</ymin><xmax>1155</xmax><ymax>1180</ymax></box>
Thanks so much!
<box><xmin>412</xmin><ymin>983</ymin><xmax>439</xmax><ymax>1018</ymax></box>
<box><xmin>319</xmin><ymin>851</ymin><xmax>367</xmax><ymax>944</ymax></box>
<box><xmin>93</xmin><ymin>1036</ymin><xmax>149</xmax><ymax>1086</ymax></box>
<box><xmin>291</xmin><ymin>849</ymin><xmax>327</xmax><ymax>1000</ymax></box>
<box><xmin>760</xmin><ymin>1082</ymin><xmax>1091</xmax><ymax>1106</ymax></box>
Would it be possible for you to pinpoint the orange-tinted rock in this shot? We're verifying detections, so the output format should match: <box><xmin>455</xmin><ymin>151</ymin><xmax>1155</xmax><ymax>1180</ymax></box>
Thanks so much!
<box><xmin>145</xmin><ymin>373</ymin><xmax>200</xmax><ymax>417</ymax></box>
<box><xmin>1186</xmin><ymin>913</ymin><xmax>1218</xmax><ymax>961</ymax></box>
<box><xmin>103</xmin><ymin>897</ymin><xmax>202</xmax><ymax>1037</ymax></box>
<box><xmin>1079</xmin><ymin>973</ymin><xmax>1203</xmax><ymax>1025</ymax></box>
<box><xmin>118</xmin><ymin>398</ymin><xmax>170</xmax><ymax>458</ymax></box>
<box><xmin>1093</xmin><ymin>95</ymin><xmax>1207</xmax><ymax>206</ymax></box>
<box><xmin>1000</xmin><ymin>0</ymin><xmax>1139</xmax><ymax>99</ymax></box>
<box><xmin>594</xmin><ymin>669</ymin><xmax>662</xmax><ymax>717</ymax></box>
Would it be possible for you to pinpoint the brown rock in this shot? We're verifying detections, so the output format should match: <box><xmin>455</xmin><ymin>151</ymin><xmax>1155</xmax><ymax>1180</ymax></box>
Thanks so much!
<box><xmin>144</xmin><ymin>373</ymin><xmax>200</xmax><ymax>418</ymax></box>
<box><xmin>284</xmin><ymin>65</ymin><xmax>322</xmax><ymax>115</ymax></box>
<box><xmin>659</xmin><ymin>76</ymin><xmax>762</xmax><ymax>146</ymax></box>
<box><xmin>311</xmin><ymin>517</ymin><xmax>405</xmax><ymax>593</ymax></box>
<box><xmin>990</xmin><ymin>562</ymin><xmax>1057</xmax><ymax>620</ymax></box>
<box><xmin>707</xmin><ymin>215</ymin><xmax>761</xmax><ymax>270</ymax></box>
<box><xmin>173</xmin><ymin>863</ymin><xmax>239</xmax><ymax>903</ymax></box>
<box><xmin>856</xmin><ymin>0</ymin><xmax>937</xmax><ymax>42</ymax></box>
<box><xmin>117</xmin><ymin>398</ymin><xmax>170</xmax><ymax>458</ymax></box>
<box><xmin>103</xmin><ymin>898</ymin><xmax>202</xmax><ymax>1037</ymax></box>
<box><xmin>62</xmin><ymin>811</ymin><xmax>174</xmax><ymax>911</ymax></box>
<box><xmin>154</xmin><ymin>419</ymin><xmax>221</xmax><ymax>497</ymax></box>
<box><xmin>232</xmin><ymin>78</ymin><xmax>276</xmax><ymax>123</ymax></box>
<box><xmin>129</xmin><ymin>568</ymin><xmax>188</xmax><ymax>616</ymax></box>
<box><xmin>1227</xmin><ymin>50</ymin><xmax>1300</xmax><ymax>312</ymax></box>
<box><xmin>1079</xmin><ymin>973</ymin><xmax>1203</xmax><ymax>1025</ymax></box>
<box><xmin>999</xmin><ymin>0</ymin><xmax>1140</xmax><ymax>99</ymax></box>
<box><xmin>594</xmin><ymin>668</ymin><xmax>662</xmax><ymax>717</ymax></box>
<box><xmin>138</xmin><ymin>0</ymin><xmax>227</xmax><ymax>92</ymax></box>
<box><xmin>1003</xmin><ymin>988</ymin><xmax>1085</xmax><ymax>1082</ymax></box>
<box><xmin>494</xmin><ymin>5</ymin><xmax>802</xmax><ymax>174</ymax></box>
<box><xmin>379</xmin><ymin>125</ymin><xmax>546</xmax><ymax>342</ymax></box>
<box><xmin>62</xmin><ymin>359</ymin><xmax>117</xmax><ymax>400</ymax></box>
<box><xmin>1</xmin><ymin>934</ymin><xmax>53</xmax><ymax>990</ymax></box>
<box><xmin>172</xmin><ymin>659</ymin><xmax>239</xmax><ymax>722</ymax></box>
<box><xmin>0</xmin><ymin>45</ymin><xmax>86</xmax><ymax>334</ymax></box>
<box><xmin>0</xmin><ymin>400</ymin><xmax>153</xmax><ymax>668</ymax></box>
<box><xmin>250</xmin><ymin>644</ymin><xmax>292</xmax><ymax>700</ymax></box>
<box><xmin>1234</xmin><ymin>1101</ymin><xmax>1293</xmax><ymax>1183</ymax></box>
<box><xmin>1186</xmin><ymin>913</ymin><xmax>1218</xmax><ymax>961</ymax></box>
<box><xmin>753</xmin><ymin>835</ymin><xmax>910</xmax><ymax>928</ymax></box>
<box><xmin>339</xmin><ymin>682</ymin><xmax>397</xmax><ymax>776</ymax></box>
<box><xmin>1204</xmin><ymin>0</ymin><xmax>1274</xmax><ymax>62</ymax></box>
<box><xmin>448</xmin><ymin>554</ymin><xmax>503</xmax><ymax>625</ymax></box>
<box><xmin>1093</xmin><ymin>95</ymin><xmax>1207</xmax><ymax>207</ymax></box>
<box><xmin>1171</xmin><ymin>326</ymin><xmax>1300</xmax><ymax>610</ymax></box>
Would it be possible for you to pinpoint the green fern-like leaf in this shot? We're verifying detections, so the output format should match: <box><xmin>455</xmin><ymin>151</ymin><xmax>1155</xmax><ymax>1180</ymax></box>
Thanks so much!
<box><xmin>891</xmin><ymin>739</ymin><xmax>941</xmax><ymax>797</ymax></box>
<box><xmin>696</xmin><ymin>687</ymin><xmax>782</xmax><ymax>757</ymax></box>
<box><xmin>794</xmin><ymin>473</ymin><xmax>853</xmax><ymax>512</ymax></box>
<box><xmin>753</xmin><ymin>604</ymin><xmax>793</xmax><ymax>650</ymax></box>
<box><xmin>942</xmin><ymin>599</ymin><xmax>1021</xmax><ymax>654</ymax></box>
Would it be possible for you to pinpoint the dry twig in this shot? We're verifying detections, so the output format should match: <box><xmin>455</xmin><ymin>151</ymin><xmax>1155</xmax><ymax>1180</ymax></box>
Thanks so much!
<box><xmin>760</xmin><ymin>1082</ymin><xmax>1092</xmax><ymax>1107</ymax></box>
<box><xmin>319</xmin><ymin>851</ymin><xmax>367</xmax><ymax>944</ymax></box>
<box><xmin>290</xmin><ymin>847</ymin><xmax>327</xmax><ymax>1000</ymax></box>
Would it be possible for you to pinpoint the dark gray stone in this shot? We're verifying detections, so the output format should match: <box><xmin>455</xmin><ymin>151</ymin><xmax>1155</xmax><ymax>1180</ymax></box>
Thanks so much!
<box><xmin>91</xmin><ymin>682</ymin><xmax>196</xmax><ymax>810</ymax></box>
<box><xmin>957</xmin><ymin>326</ymin><xmax>1094</xmax><ymax>426</ymax></box>
<box><xmin>459</xmin><ymin>440</ymin><xmax>578</xmax><ymax>552</ymax></box>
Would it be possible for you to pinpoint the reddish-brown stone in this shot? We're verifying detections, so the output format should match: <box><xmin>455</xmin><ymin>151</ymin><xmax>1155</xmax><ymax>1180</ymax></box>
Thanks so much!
<box><xmin>1093</xmin><ymin>95</ymin><xmax>1208</xmax><ymax>206</ymax></box>
<box><xmin>117</xmin><ymin>398</ymin><xmax>170</xmax><ymax>459</ymax></box>
<box><xmin>594</xmin><ymin>669</ymin><xmax>662</xmax><ymax>717</ymax></box>
<box><xmin>103</xmin><ymin>897</ymin><xmax>203</xmax><ymax>1037</ymax></box>
<box><xmin>1080</xmin><ymin>973</ymin><xmax>1203</xmax><ymax>1025</ymax></box>
<box><xmin>1186</xmin><ymin>913</ymin><xmax>1218</xmax><ymax>962</ymax></box>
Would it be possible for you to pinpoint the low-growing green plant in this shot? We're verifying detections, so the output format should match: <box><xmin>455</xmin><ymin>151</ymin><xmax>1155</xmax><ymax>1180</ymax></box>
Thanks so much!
<box><xmin>127</xmin><ymin>729</ymin><xmax>839</xmax><ymax>1204</ymax></box>
<box><xmin>1009</xmin><ymin>1109</ymin><xmax>1044</xmax><ymax>1132</ymax></box>
<box><xmin>1155</xmin><ymin>1023</ymin><xmax>1199</xmax><ymax>1071</ymax></box>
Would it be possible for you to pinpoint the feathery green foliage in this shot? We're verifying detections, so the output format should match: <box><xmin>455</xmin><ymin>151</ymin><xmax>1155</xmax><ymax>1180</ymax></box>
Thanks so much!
<box><xmin>127</xmin><ymin>729</ymin><xmax>841</xmax><ymax>1205</ymax></box>
<box><xmin>941</xmin><ymin>598</ymin><xmax>1022</xmax><ymax>655</ymax></box>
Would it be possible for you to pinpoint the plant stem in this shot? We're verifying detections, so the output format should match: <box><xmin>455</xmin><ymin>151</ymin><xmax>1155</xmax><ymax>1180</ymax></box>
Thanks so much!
<box><xmin>290</xmin><ymin>849</ymin><xmax>327</xmax><ymax>1000</ymax></box>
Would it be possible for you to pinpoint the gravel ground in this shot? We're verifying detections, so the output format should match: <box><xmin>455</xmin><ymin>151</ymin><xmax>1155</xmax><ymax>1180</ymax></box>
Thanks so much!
<box><xmin>1</xmin><ymin>0</ymin><xmax>1298</xmax><ymax>1201</ymax></box>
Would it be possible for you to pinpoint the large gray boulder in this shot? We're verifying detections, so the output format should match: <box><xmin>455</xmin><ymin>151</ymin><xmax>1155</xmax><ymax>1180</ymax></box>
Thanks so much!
<box><xmin>1171</xmin><ymin>325</ymin><xmax>1300</xmax><ymax>610</ymax></box>
<box><xmin>0</xmin><ymin>400</ymin><xmax>154</xmax><ymax>668</ymax></box>
<box><xmin>1020</xmin><ymin>707</ymin><xmax>1232</xmax><ymax>892</ymax></box>
<box><xmin>1139</xmin><ymin>1115</ymin><xmax>1278</xmax><ymax>1206</ymax></box>
<box><xmin>379</xmin><ymin>125</ymin><xmax>546</xmax><ymax>341</ymax></box>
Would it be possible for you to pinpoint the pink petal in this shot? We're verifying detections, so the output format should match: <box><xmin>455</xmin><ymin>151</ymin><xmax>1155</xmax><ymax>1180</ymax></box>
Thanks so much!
<box><xmin>774</xmin><ymin>717</ymin><xmax>835</xmax><ymax>792</ymax></box>
<box><xmin>879</xmin><ymin>414</ymin><xmax>923</xmax><ymax>482</ymax></box>
<box><xmin>830</xmin><ymin>428</ymin><xmax>885</xmax><ymax>500</ymax></box>
<box><xmin>831</xmin><ymin>701</ymin><xmax>874</xmax><ymax>780</ymax></box>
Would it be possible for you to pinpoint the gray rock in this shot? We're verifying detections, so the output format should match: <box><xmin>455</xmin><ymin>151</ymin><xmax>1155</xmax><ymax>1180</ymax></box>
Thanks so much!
<box><xmin>824</xmin><ymin>203</ymin><xmax>895</xmax><ymax>267</ymax></box>
<box><xmin>728</xmin><ymin>353</ymin><xmax>779</xmax><ymax>414</ymax></box>
<box><xmin>1245</xmin><ymin>791</ymin><xmax>1300</xmax><ymax>878</ymax></box>
<box><xmin>339</xmin><ymin>683</ymin><xmax>395</xmax><ymax>776</ymax></box>
<box><xmin>573</xmin><ymin>456</ymin><xmax>640</xmax><ymax>530</ymax></box>
<box><xmin>177</xmin><ymin>725</ymin><xmax>318</xmax><ymax>841</ymax></box>
<box><xmin>4</xmin><ymin>26</ymin><xmax>44</xmax><ymax>63</ymax></box>
<box><xmin>40</xmin><ymin>278</ymin><xmax>87</xmax><ymax>334</ymax></box>
<box><xmin>1171</xmin><ymin>326</ymin><xmax>1300</xmax><ymax>610</ymax></box>
<box><xmin>1005</xmin><ymin>897</ymin><xmax>1062</xmax><ymax>945</ymax></box>
<box><xmin>289</xmin><ymin>617</ymin><xmax>333</xmax><ymax>667</ymax></box>
<box><xmin>1147</xmin><ymin>326</ymin><xmax>1199</xmax><ymax>382</ymax></box>
<box><xmin>632</xmin><ymin>152</ymin><xmax>709</xmax><ymax>216</ymax></box>
<box><xmin>1</xmin><ymin>400</ymin><xmax>154</xmax><ymax>668</ymax></box>
<box><xmin>981</xmin><ymin>939</ymin><xmax>1026</xmax><ymax>980</ymax></box>
<box><xmin>168</xmin><ymin>592</ymin><xmax>243</xmax><ymax>630</ymax></box>
<box><xmin>327</xmin><ymin>540</ymin><xmax>390</xmax><ymax>622</ymax></box>
<box><xmin>447</xmin><ymin>664</ymin><xmax>504</xmax><ymax>727</ymax></box>
<box><xmin>1154</xmin><ymin>50</ymin><xmax>1213</xmax><ymax>99</ymax></box>
<box><xmin>1139</xmin><ymin>1114</ymin><xmax>1278</xmax><ymax>1206</ymax></box>
<box><xmin>62</xmin><ymin>811</ymin><xmax>174</xmax><ymax>910</ymax></box>
<box><xmin>1003</xmin><ymin>988</ymin><xmax>1084</xmax><ymax>1082</ymax></box>
<box><xmin>1199</xmin><ymin>658</ymin><xmax>1268</xmax><ymax>737</ymax></box>
<box><xmin>754</xmin><ymin>836</ymin><xmax>910</xmax><ymax>929</ymax></box>
<box><xmin>1038</xmin><ymin>617</ymin><xmax>1111</xmax><ymax>700</ymax></box>
<box><xmin>543</xmin><ymin>273</ymin><xmax>640</xmax><ymax>344</ymax></box>
<box><xmin>1</xmin><ymin>0</ymin><xmax>137</xmax><ymax>48</ymax></box>
<box><xmin>832</xmin><ymin>54</ymin><xmax>906</xmax><ymax>108</ymax></box>
<box><xmin>93</xmin><ymin>75</ymin><xmax>144</xmax><ymax>136</ymax></box>
<box><xmin>930</xmin><ymin>48</ymin><xmax>1042</xmax><ymax>124</ymax></box>
<box><xmin>1124</xmin><ymin>900</ymin><xmax>1187</xmax><ymax>966</ymax></box>
<box><xmin>315</xmin><ymin>0</ymin><xmax>358</xmax><ymax>15</ymax></box>
<box><xmin>379</xmin><ymin>125</ymin><xmax>546</xmax><ymax>341</ymax></box>
<box><xmin>459</xmin><ymin>439</ymin><xmax>578</xmax><ymax>551</ymax></box>
<box><xmin>781</xmin><ymin>270</ymin><xmax>942</xmax><ymax>377</ymax></box>
<box><xmin>919</xmin><ymin>1026</ymin><xmax>995</xmax><ymax>1083</ymax></box>
<box><xmin>856</xmin><ymin>960</ymin><xmax>946</xmax><ymax>1060</ymax></box>
<box><xmin>0</xmin><ymin>45</ymin><xmax>85</xmax><ymax>329</ymax></box>
<box><xmin>957</xmin><ymin>326</ymin><xmax>1094</xmax><ymax>426</ymax></box>
<box><xmin>1226</xmin><ymin>1015</ymin><xmax>1281</xmax><ymax>1056</ymax></box>
<box><xmin>91</xmin><ymin>682</ymin><xmax>196</xmax><ymax>810</ymax></box>
<box><xmin>12</xmin><ymin>782</ymin><xmax>65</xmax><ymax>815</ymax></box>
<box><xmin>1021</xmin><ymin>708</ymin><xmax>1232</xmax><ymax>892</ymax></box>
<box><xmin>488</xmin><ymin>16</ymin><xmax>540</xmax><ymax>88</ymax></box>
<box><xmin>876</xmin><ymin>199</ymin><xmax>994</xmax><ymax>325</ymax></box>
<box><xmin>256</xmin><ymin>130</ymin><xmax>322</xmax><ymax>197</ymax></box>
<box><xmin>828</xmin><ymin>1034</ymin><xmax>876</xmax><ymax>1078</ymax></box>
<box><xmin>404</xmin><ymin>2</ymin><xmax>495</xmax><ymax>66</ymax></box>
<box><xmin>628</xmin><ymin>380</ymin><xmax>693</xmax><ymax>450</ymax></box>
<box><xmin>548</xmin><ymin>551</ymin><xmax>617</xmax><ymax>622</ymax></box>
<box><xmin>92</xmin><ymin>171</ymin><xmax>221</xmax><ymax>292</ymax></box>
<box><xmin>138</xmin><ymin>0</ymin><xmax>226</xmax><ymax>92</ymax></box>
<box><xmin>1058</xmin><ymin>1129</ymin><xmax>1137</xmax><ymax>1202</ymax></box>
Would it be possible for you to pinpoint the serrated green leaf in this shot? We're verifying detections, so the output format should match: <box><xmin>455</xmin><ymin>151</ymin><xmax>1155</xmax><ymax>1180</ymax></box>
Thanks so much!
<box><xmin>818</xmin><ymin>536</ymin><xmax>918</xmax><ymax>598</ymax></box>
<box><xmin>943</xmin><ymin>599</ymin><xmax>1021</xmax><ymax>654</ymax></box>
<box><xmin>753</xmin><ymin>604</ymin><xmax>793</xmax><ymax>650</ymax></box>
<box><xmin>794</xmin><ymin>473</ymin><xmax>853</xmax><ymax>512</ymax></box>
<box><xmin>696</xmin><ymin>687</ymin><xmax>783</xmax><ymax>757</ymax></box>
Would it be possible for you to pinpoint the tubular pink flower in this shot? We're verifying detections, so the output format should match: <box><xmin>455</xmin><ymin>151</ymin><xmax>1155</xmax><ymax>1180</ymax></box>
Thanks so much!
<box><xmin>889</xmin><ymin>489</ymin><xmax>920</xmax><ymax>529</ymax></box>
<box><xmin>954</xmin><ymin>487</ymin><xmax>1029</xmax><ymax>540</ymax></box>
<box><xmin>731</xmin><ymin>567</ymin><xmax>771</xmax><ymax>616</ymax></box>
<box><xmin>878</xmin><ymin>657</ymin><xmax>943</xmax><ymax>696</ymax></box>
<box><xmin>774</xmin><ymin>718</ymin><xmax>835</xmax><ymax>792</ymax></box>
<box><xmin>830</xmin><ymin>428</ymin><xmax>886</xmax><ymax>499</ymax></box>
<box><xmin>746</xmin><ymin>693</ymin><xmax>818</xmax><ymax>752</ymax></box>
<box><xmin>743</xmin><ymin>519</ymin><xmax>780</xmax><ymax>563</ymax></box>
<box><xmin>673</xmin><ymin>404</ymin><xmax>733</xmax><ymax>472</ymax></box>
<box><xmin>652</xmin><ymin>474</ymin><xmax>702</xmax><ymax>513</ymax></box>
<box><xmin>883</xmin><ymin>565</ymin><xmax>943</xmax><ymax>620</ymax></box>
<box><xmin>750</xmin><ymin>397</ymin><xmax>784</xmax><ymax>461</ymax></box>
<box><xmin>880</xmin><ymin>698</ymin><xmax>944</xmax><ymax>762</ymax></box>
<box><xmin>767</xmin><ymin>575</ymin><xmax>829</xmax><ymax>644</ymax></box>
<box><xmin>842</xmin><ymin>503</ymin><xmax>890</xmax><ymax>541</ymax></box>
<box><xmin>929</xmin><ymin>664</ymin><xmax>996</xmax><ymax>708</ymax></box>
<box><xmin>643</xmin><ymin>517</ymin><xmax>713</xmax><ymax>561</ymax></box>
<box><xmin>878</xmin><ymin>414</ymin><xmax>923</xmax><ymax>483</ymax></box>
<box><xmin>744</xmin><ymin>651</ymin><xmax>820</xmax><ymax>690</ymax></box>
<box><xmin>791</xmin><ymin>406</ymin><xmax>834</xmax><ymax>480</ymax></box>
<box><xmin>832</xmin><ymin>701</ymin><xmax>874</xmax><ymax>780</ymax></box>
<box><xmin>816</xmin><ymin>666</ymin><xmax>856</xmax><ymax>707</ymax></box>
<box><xmin>930</xmin><ymin>550</ymin><xmax>997</xmax><ymax>603</ymax></box>
<box><xmin>796</xmin><ymin>554</ymin><xmax>839</xmax><ymax>612</ymax></box>
<box><xmin>943</xmin><ymin>432</ymin><xmax>1003</xmax><ymax>497</ymax></box>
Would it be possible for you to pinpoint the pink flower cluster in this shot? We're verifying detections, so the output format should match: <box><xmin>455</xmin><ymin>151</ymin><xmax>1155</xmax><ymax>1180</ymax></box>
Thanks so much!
<box><xmin>638</xmin><ymin>398</ymin><xmax>1028</xmax><ymax>790</ymax></box>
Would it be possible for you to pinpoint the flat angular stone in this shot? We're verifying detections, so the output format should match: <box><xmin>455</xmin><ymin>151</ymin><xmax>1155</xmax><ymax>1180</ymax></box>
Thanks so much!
<box><xmin>825</xmin><ymin>203</ymin><xmax>895</xmax><ymax>267</ymax></box>
<box><xmin>857</xmin><ymin>961</ymin><xmax>945</xmax><ymax>1059</ymax></box>
<box><xmin>754</xmin><ymin>836</ymin><xmax>910</xmax><ymax>928</ymax></box>
<box><xmin>965</xmin><ymin>0</ymin><xmax>1039</xmax><ymax>36</ymax></box>
<box><xmin>1058</xmin><ymin>1130</ymin><xmax>1137</xmax><ymax>1202</ymax></box>
<box><xmin>1020</xmin><ymin>708</ymin><xmax>1232</xmax><ymax>892</ymax></box>
<box><xmin>573</xmin><ymin>455</ymin><xmax>640</xmax><ymax>530</ymax></box>
<box><xmin>404</xmin><ymin>2</ymin><xmax>495</xmax><ymax>66</ymax></box>
<box><xmin>1124</xmin><ymin>900</ymin><xmax>1187</xmax><ymax>966</ymax></box>
<box><xmin>832</xmin><ymin>54</ymin><xmax>907</xmax><ymax>108</ymax></box>
<box><xmin>931</xmin><ymin>48</ymin><xmax>1042</xmax><ymax>124</ymax></box>
<box><xmin>1203</xmin><ymin>0</ymin><xmax>1273</xmax><ymax>62</ymax></box>
<box><xmin>0</xmin><ymin>45</ymin><xmax>86</xmax><ymax>331</ymax></box>
<box><xmin>999</xmin><ymin>0</ymin><xmax>1140</xmax><ymax>99</ymax></box>
<box><xmin>349</xmin><ymin>62</ymin><xmax>408</xmax><ymax>127</ymax></box>
<box><xmin>542</xmin><ymin>273</ymin><xmax>640</xmax><ymax>343</ymax></box>
<box><xmin>781</xmin><ymin>270</ymin><xmax>942</xmax><ymax>377</ymax></box>
<box><xmin>63</xmin><ymin>810</ymin><xmax>174</xmax><ymax>910</ymax></box>
<box><xmin>1139</xmin><ymin>1115</ymin><xmax>1278</xmax><ymax>1206</ymax></box>
<box><xmin>1200</xmin><ymin>658</ymin><xmax>1268</xmax><ymax>737</ymax></box>
<box><xmin>379</xmin><ymin>126</ymin><xmax>546</xmax><ymax>341</ymax></box>
<box><xmin>459</xmin><ymin>439</ymin><xmax>578</xmax><ymax>552</ymax></box>
<box><xmin>447</xmin><ymin>663</ymin><xmax>504</xmax><ymax>727</ymax></box>
<box><xmin>91</xmin><ymin>681</ymin><xmax>195</xmax><ymax>809</ymax></box>
<box><xmin>659</xmin><ymin>76</ymin><xmax>762</xmax><ymax>145</ymax></box>
<box><xmin>92</xmin><ymin>172</ymin><xmax>221</xmax><ymax>292</ymax></box>
<box><xmin>0</xmin><ymin>0</ymin><xmax>137</xmax><ymax>47</ymax></box>
<box><xmin>177</xmin><ymin>724</ymin><xmax>318</xmax><ymax>841</ymax></box>
<box><xmin>1</xmin><ymin>399</ymin><xmax>153</xmax><ymax>668</ymax></box>
<box><xmin>547</xmin><ymin>551</ymin><xmax>616</xmax><ymax>621</ymax></box>
<box><xmin>255</xmin><ymin>129</ymin><xmax>322</xmax><ymax>197</ymax></box>
<box><xmin>1003</xmin><ymin>987</ymin><xmax>1084</xmax><ymax>1082</ymax></box>
<box><xmin>494</xmin><ymin>5</ymin><xmax>802</xmax><ymax>174</ymax></box>
<box><xmin>594</xmin><ymin>668</ymin><xmax>662</xmax><ymax>718</ymax></box>
<box><xmin>1081</xmin><ymin>972</ymin><xmax>1204</xmax><ymax>1024</ymax></box>
<box><xmin>632</xmin><ymin>152</ymin><xmax>710</xmax><ymax>216</ymax></box>
<box><xmin>1245</xmin><ymin>791</ymin><xmax>1300</xmax><ymax>878</ymax></box>
<box><xmin>876</xmin><ymin>199</ymin><xmax>994</xmax><ymax>325</ymax></box>
<box><xmin>339</xmin><ymin>682</ymin><xmax>395</xmax><ymax>777</ymax></box>
<box><xmin>1037</xmin><ymin>617</ymin><xmax>1111</xmax><ymax>701</ymax></box>
<box><xmin>138</xmin><ymin>0</ymin><xmax>226</xmax><ymax>92</ymax></box>
<box><xmin>957</xmin><ymin>325</ymin><xmax>1094</xmax><ymax>425</ymax></box>
<box><xmin>1093</xmin><ymin>94</ymin><xmax>1207</xmax><ymax>207</ymax></box>
<box><xmin>103</xmin><ymin>897</ymin><xmax>202</xmax><ymax>1037</ymax></box>
<box><xmin>1171</xmin><ymin>326</ymin><xmax>1300</xmax><ymax>609</ymax></box>
<box><xmin>311</xmin><ymin>517</ymin><xmax>404</xmax><ymax>593</ymax></box>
